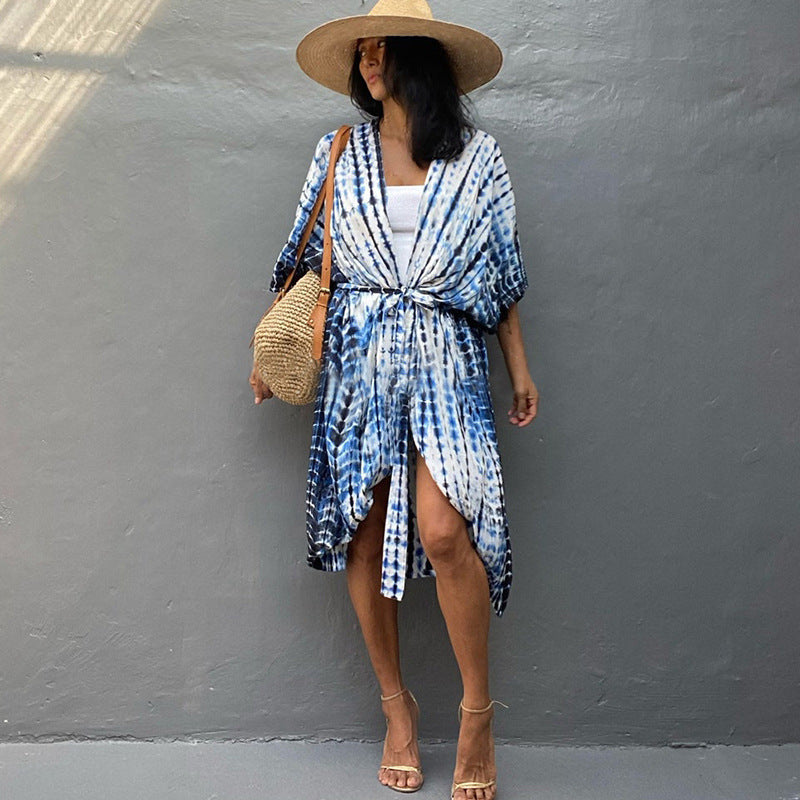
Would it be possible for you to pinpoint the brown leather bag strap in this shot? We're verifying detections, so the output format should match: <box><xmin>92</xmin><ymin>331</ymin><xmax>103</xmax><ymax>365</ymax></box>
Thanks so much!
<box><xmin>249</xmin><ymin>123</ymin><xmax>352</xmax><ymax>349</ymax></box>
<box><xmin>309</xmin><ymin>124</ymin><xmax>351</xmax><ymax>360</ymax></box>
<box><xmin>274</xmin><ymin>179</ymin><xmax>327</xmax><ymax>301</ymax></box>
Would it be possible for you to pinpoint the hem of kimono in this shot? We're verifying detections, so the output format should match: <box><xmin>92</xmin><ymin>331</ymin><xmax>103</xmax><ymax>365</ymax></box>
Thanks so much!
<box><xmin>305</xmin><ymin>538</ymin><xmax>508</xmax><ymax>618</ymax></box>
<box><xmin>305</xmin><ymin>461</ymin><xmax>435</xmax><ymax>584</ymax></box>
<box><xmin>306</xmin><ymin>549</ymin><xmax>437</xmax><ymax>579</ymax></box>
<box><xmin>303</xmin><ymin>433</ymin><xmax>510</xmax><ymax>617</ymax></box>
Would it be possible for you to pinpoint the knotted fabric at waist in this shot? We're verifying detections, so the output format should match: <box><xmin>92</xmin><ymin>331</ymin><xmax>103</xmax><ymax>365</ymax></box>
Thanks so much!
<box><xmin>335</xmin><ymin>282</ymin><xmax>440</xmax><ymax>310</ymax></box>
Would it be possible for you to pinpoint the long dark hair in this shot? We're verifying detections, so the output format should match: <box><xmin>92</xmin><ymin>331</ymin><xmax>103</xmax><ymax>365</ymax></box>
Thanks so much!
<box><xmin>348</xmin><ymin>36</ymin><xmax>475</xmax><ymax>166</ymax></box>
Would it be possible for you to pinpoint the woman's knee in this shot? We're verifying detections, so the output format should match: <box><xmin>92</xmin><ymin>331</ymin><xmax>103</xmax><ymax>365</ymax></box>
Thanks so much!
<box><xmin>418</xmin><ymin>518</ymin><xmax>471</xmax><ymax>568</ymax></box>
<box><xmin>415</xmin><ymin>453</ymin><xmax>472</xmax><ymax>568</ymax></box>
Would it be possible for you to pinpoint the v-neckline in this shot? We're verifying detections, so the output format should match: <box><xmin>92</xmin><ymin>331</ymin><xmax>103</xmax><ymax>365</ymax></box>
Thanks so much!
<box><xmin>372</xmin><ymin>118</ymin><xmax>437</xmax><ymax>279</ymax></box>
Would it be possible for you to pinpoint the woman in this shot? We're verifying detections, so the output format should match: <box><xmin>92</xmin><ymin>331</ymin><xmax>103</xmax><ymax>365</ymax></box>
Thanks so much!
<box><xmin>249</xmin><ymin>2</ymin><xmax>539</xmax><ymax>798</ymax></box>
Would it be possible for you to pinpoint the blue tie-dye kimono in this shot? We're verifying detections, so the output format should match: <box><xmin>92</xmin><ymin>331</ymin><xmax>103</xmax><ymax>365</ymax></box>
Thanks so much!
<box><xmin>270</xmin><ymin>118</ymin><xmax>527</xmax><ymax>616</ymax></box>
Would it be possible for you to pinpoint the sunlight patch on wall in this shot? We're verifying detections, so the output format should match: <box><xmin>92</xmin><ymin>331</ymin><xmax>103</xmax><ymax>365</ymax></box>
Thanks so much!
<box><xmin>0</xmin><ymin>0</ymin><xmax>163</xmax><ymax>223</ymax></box>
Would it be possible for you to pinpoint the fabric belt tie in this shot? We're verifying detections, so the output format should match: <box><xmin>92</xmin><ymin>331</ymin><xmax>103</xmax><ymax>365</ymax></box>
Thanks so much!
<box><xmin>336</xmin><ymin>282</ymin><xmax>439</xmax><ymax>310</ymax></box>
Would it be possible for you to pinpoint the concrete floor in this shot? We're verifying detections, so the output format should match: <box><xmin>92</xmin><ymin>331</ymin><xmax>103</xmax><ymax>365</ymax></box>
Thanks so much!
<box><xmin>1</xmin><ymin>740</ymin><xmax>798</xmax><ymax>800</ymax></box>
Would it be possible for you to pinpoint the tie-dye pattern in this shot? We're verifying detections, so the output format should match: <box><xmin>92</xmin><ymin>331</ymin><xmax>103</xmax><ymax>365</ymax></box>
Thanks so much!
<box><xmin>269</xmin><ymin>119</ymin><xmax>527</xmax><ymax>616</ymax></box>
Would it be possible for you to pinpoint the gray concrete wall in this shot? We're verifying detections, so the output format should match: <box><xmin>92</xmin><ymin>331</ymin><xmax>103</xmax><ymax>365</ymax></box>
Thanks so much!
<box><xmin>0</xmin><ymin>0</ymin><xmax>798</xmax><ymax>746</ymax></box>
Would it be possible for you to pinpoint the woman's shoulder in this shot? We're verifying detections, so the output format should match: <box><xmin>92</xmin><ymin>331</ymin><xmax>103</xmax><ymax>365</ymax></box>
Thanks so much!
<box><xmin>462</xmin><ymin>127</ymin><xmax>502</xmax><ymax>157</ymax></box>
<box><xmin>314</xmin><ymin>120</ymin><xmax>370</xmax><ymax>151</ymax></box>
<box><xmin>450</xmin><ymin>128</ymin><xmax>504</xmax><ymax>175</ymax></box>
<box><xmin>303</xmin><ymin>121</ymin><xmax>365</xmax><ymax>170</ymax></box>
<box><xmin>466</xmin><ymin>126</ymin><xmax>495</xmax><ymax>144</ymax></box>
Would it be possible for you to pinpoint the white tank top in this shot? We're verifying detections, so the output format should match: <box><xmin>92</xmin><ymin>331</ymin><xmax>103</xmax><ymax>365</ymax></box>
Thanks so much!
<box><xmin>386</xmin><ymin>184</ymin><xmax>424</xmax><ymax>284</ymax></box>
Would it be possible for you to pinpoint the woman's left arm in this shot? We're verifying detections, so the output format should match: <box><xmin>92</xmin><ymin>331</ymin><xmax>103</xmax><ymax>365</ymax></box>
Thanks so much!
<box><xmin>496</xmin><ymin>303</ymin><xmax>539</xmax><ymax>427</ymax></box>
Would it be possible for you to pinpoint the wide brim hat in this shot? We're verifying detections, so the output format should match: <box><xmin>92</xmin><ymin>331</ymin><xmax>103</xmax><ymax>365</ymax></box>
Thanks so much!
<box><xmin>296</xmin><ymin>0</ymin><xmax>503</xmax><ymax>96</ymax></box>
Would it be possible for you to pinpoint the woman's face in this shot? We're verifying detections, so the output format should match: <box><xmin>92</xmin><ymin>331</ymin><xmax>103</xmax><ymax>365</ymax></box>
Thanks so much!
<box><xmin>357</xmin><ymin>36</ymin><xmax>389</xmax><ymax>101</ymax></box>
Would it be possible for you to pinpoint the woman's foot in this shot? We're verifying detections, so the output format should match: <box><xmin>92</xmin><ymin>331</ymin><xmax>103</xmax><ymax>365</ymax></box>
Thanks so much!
<box><xmin>451</xmin><ymin>700</ymin><xmax>498</xmax><ymax>800</ymax></box>
<box><xmin>378</xmin><ymin>688</ymin><xmax>423</xmax><ymax>792</ymax></box>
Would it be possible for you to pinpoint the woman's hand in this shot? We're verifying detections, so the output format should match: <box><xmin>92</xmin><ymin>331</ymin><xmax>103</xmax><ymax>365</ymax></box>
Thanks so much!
<box><xmin>496</xmin><ymin>303</ymin><xmax>539</xmax><ymax>427</ymax></box>
<box><xmin>508</xmin><ymin>376</ymin><xmax>539</xmax><ymax>427</ymax></box>
<box><xmin>250</xmin><ymin>361</ymin><xmax>274</xmax><ymax>404</ymax></box>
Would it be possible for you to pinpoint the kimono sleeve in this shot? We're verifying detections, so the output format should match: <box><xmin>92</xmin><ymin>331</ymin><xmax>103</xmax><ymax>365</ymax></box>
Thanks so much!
<box><xmin>484</xmin><ymin>141</ymin><xmax>529</xmax><ymax>332</ymax></box>
<box><xmin>268</xmin><ymin>129</ymin><xmax>336</xmax><ymax>293</ymax></box>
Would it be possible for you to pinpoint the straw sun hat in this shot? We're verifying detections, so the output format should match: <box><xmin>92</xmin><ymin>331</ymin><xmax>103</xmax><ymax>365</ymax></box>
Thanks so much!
<box><xmin>295</xmin><ymin>0</ymin><xmax>503</xmax><ymax>95</ymax></box>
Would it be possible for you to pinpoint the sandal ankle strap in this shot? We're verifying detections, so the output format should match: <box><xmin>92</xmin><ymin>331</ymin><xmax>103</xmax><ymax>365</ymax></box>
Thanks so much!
<box><xmin>381</xmin><ymin>687</ymin><xmax>409</xmax><ymax>702</ymax></box>
<box><xmin>458</xmin><ymin>698</ymin><xmax>509</xmax><ymax>721</ymax></box>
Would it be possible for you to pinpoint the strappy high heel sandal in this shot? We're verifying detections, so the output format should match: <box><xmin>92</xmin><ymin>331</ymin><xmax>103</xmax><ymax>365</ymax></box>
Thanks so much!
<box><xmin>450</xmin><ymin>699</ymin><xmax>508</xmax><ymax>800</ymax></box>
<box><xmin>378</xmin><ymin>687</ymin><xmax>425</xmax><ymax>794</ymax></box>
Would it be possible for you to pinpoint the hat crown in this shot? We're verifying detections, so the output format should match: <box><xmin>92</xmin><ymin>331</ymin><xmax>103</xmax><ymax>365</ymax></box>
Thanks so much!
<box><xmin>368</xmin><ymin>0</ymin><xmax>434</xmax><ymax>20</ymax></box>
<box><xmin>296</xmin><ymin>0</ymin><xmax>502</xmax><ymax>96</ymax></box>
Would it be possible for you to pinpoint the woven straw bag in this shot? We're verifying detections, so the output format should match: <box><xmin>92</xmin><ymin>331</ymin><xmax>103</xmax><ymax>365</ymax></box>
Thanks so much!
<box><xmin>250</xmin><ymin>125</ymin><xmax>351</xmax><ymax>405</ymax></box>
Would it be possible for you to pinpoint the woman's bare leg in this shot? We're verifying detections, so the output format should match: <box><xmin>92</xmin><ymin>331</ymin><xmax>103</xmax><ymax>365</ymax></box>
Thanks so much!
<box><xmin>415</xmin><ymin>448</ymin><xmax>497</xmax><ymax>800</ymax></box>
<box><xmin>346</xmin><ymin>475</ymin><xmax>422</xmax><ymax>791</ymax></box>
